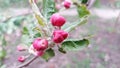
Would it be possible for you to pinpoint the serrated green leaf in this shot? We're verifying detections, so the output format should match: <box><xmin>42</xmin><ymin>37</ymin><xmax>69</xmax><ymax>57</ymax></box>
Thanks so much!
<box><xmin>42</xmin><ymin>0</ymin><xmax>56</xmax><ymax>21</ymax></box>
<box><xmin>62</xmin><ymin>18</ymin><xmax>87</xmax><ymax>32</ymax></box>
<box><xmin>77</xmin><ymin>4</ymin><xmax>90</xmax><ymax>18</ymax></box>
<box><xmin>61</xmin><ymin>39</ymin><xmax>89</xmax><ymax>51</ymax></box>
<box><xmin>42</xmin><ymin>48</ymin><xmax>55</xmax><ymax>61</ymax></box>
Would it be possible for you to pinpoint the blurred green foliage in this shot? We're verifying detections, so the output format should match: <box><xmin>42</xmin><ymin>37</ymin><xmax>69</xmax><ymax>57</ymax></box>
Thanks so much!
<box><xmin>114</xmin><ymin>1</ymin><xmax>120</xmax><ymax>8</ymax></box>
<box><xmin>0</xmin><ymin>0</ymin><xmax>28</xmax><ymax>10</ymax></box>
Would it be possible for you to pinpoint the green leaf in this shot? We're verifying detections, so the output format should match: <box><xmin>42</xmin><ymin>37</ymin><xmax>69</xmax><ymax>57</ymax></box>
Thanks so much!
<box><xmin>77</xmin><ymin>4</ymin><xmax>90</xmax><ymax>18</ymax></box>
<box><xmin>13</xmin><ymin>16</ymin><xmax>25</xmax><ymax>27</ymax></box>
<box><xmin>33</xmin><ymin>33</ymin><xmax>41</xmax><ymax>38</ymax></box>
<box><xmin>58</xmin><ymin>47</ymin><xmax>66</xmax><ymax>54</ymax></box>
<box><xmin>0</xmin><ymin>49</ymin><xmax>6</xmax><ymax>60</ymax></box>
<box><xmin>2</xmin><ymin>37</ymin><xmax>7</xmax><ymax>46</ymax></box>
<box><xmin>22</xmin><ymin>27</ymin><xmax>29</xmax><ymax>35</ymax></box>
<box><xmin>35</xmin><ymin>14</ymin><xmax>45</xmax><ymax>26</ymax></box>
<box><xmin>29</xmin><ymin>0</ymin><xmax>45</xmax><ymax>26</ymax></box>
<box><xmin>42</xmin><ymin>0</ymin><xmax>56</xmax><ymax>21</ymax></box>
<box><xmin>61</xmin><ymin>39</ymin><xmax>89</xmax><ymax>51</ymax></box>
<box><xmin>42</xmin><ymin>48</ymin><xmax>55</xmax><ymax>61</ymax></box>
<box><xmin>81</xmin><ymin>0</ymin><xmax>88</xmax><ymax>4</ymax></box>
<box><xmin>62</xmin><ymin>18</ymin><xmax>87</xmax><ymax>32</ymax></box>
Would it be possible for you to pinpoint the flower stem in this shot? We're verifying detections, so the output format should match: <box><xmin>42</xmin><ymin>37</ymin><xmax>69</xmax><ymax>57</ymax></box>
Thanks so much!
<box><xmin>17</xmin><ymin>56</ymin><xmax>38</xmax><ymax>68</ymax></box>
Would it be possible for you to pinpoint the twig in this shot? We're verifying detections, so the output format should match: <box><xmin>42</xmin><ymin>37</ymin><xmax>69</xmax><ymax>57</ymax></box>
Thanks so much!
<box><xmin>1</xmin><ymin>10</ymin><xmax>32</xmax><ymax>23</ymax></box>
<box><xmin>17</xmin><ymin>56</ymin><xmax>38</xmax><ymax>68</ymax></box>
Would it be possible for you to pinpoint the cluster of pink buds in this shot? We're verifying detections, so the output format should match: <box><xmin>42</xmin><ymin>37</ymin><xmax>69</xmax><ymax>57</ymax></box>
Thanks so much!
<box><xmin>51</xmin><ymin>0</ymin><xmax>71</xmax><ymax>43</ymax></box>
<box><xmin>17</xmin><ymin>0</ymin><xmax>72</xmax><ymax>64</ymax></box>
<box><xmin>16</xmin><ymin>0</ymin><xmax>90</xmax><ymax>67</ymax></box>
<box><xmin>50</xmin><ymin>13</ymin><xmax>68</xmax><ymax>43</ymax></box>
<box><xmin>17</xmin><ymin>38</ymin><xmax>48</xmax><ymax>62</ymax></box>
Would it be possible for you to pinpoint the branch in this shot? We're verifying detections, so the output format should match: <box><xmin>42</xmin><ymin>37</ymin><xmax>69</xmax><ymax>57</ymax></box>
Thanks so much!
<box><xmin>17</xmin><ymin>56</ymin><xmax>38</xmax><ymax>68</ymax></box>
<box><xmin>1</xmin><ymin>9</ymin><xmax>32</xmax><ymax>23</ymax></box>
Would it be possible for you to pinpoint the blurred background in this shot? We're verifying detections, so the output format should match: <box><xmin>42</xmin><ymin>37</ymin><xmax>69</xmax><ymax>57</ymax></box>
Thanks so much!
<box><xmin>0</xmin><ymin>0</ymin><xmax>120</xmax><ymax>68</ymax></box>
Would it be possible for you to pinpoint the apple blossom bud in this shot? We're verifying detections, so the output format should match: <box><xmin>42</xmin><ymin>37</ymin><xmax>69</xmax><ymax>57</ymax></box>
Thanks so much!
<box><xmin>63</xmin><ymin>0</ymin><xmax>71</xmax><ymax>9</ymax></box>
<box><xmin>18</xmin><ymin>56</ymin><xmax>26</xmax><ymax>62</ymax></box>
<box><xmin>53</xmin><ymin>34</ymin><xmax>64</xmax><ymax>43</ymax></box>
<box><xmin>32</xmin><ymin>38</ymin><xmax>48</xmax><ymax>51</ymax></box>
<box><xmin>50</xmin><ymin>13</ymin><xmax>66</xmax><ymax>27</ymax></box>
<box><xmin>17</xmin><ymin>45</ymin><xmax>26</xmax><ymax>51</ymax></box>
<box><xmin>53</xmin><ymin>30</ymin><xmax>68</xmax><ymax>43</ymax></box>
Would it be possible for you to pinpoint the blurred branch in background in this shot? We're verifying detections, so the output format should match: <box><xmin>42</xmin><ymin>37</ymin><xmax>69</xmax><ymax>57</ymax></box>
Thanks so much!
<box><xmin>0</xmin><ymin>0</ymin><xmax>29</xmax><ymax>9</ymax></box>
<box><xmin>1</xmin><ymin>9</ymin><xmax>32</xmax><ymax>23</ymax></box>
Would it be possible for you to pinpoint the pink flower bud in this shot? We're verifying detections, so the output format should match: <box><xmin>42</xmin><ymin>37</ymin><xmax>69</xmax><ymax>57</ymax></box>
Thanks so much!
<box><xmin>32</xmin><ymin>38</ymin><xmax>48</xmax><ymax>51</ymax></box>
<box><xmin>53</xmin><ymin>30</ymin><xmax>68</xmax><ymax>43</ymax></box>
<box><xmin>53</xmin><ymin>34</ymin><xmax>64</xmax><ymax>43</ymax></box>
<box><xmin>50</xmin><ymin>13</ymin><xmax>66</xmax><ymax>27</ymax></box>
<box><xmin>63</xmin><ymin>0</ymin><xmax>71</xmax><ymax>9</ymax></box>
<box><xmin>18</xmin><ymin>56</ymin><xmax>26</xmax><ymax>62</ymax></box>
<box><xmin>17</xmin><ymin>45</ymin><xmax>26</xmax><ymax>51</ymax></box>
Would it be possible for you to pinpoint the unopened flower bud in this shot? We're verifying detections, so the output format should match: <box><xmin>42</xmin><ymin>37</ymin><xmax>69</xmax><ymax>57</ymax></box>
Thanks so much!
<box><xmin>18</xmin><ymin>56</ymin><xmax>26</xmax><ymax>62</ymax></box>
<box><xmin>50</xmin><ymin>13</ymin><xmax>66</xmax><ymax>27</ymax></box>
<box><xmin>52</xmin><ymin>30</ymin><xmax>68</xmax><ymax>43</ymax></box>
<box><xmin>17</xmin><ymin>45</ymin><xmax>26</xmax><ymax>51</ymax></box>
<box><xmin>32</xmin><ymin>38</ymin><xmax>48</xmax><ymax>51</ymax></box>
<box><xmin>63</xmin><ymin>0</ymin><xmax>71</xmax><ymax>9</ymax></box>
